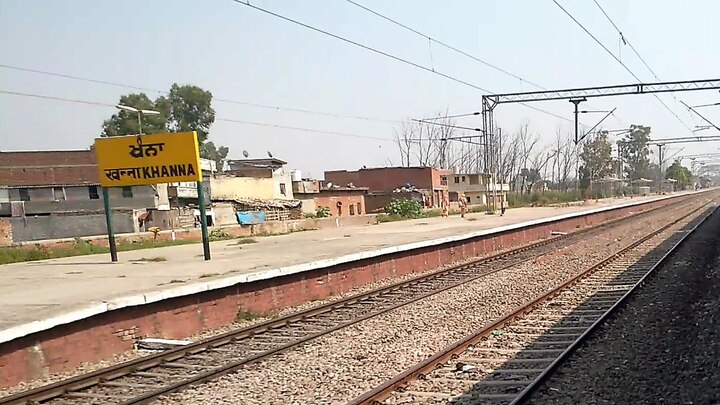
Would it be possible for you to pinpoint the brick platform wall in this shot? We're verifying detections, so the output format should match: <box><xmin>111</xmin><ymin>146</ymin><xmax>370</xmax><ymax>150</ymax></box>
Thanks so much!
<box><xmin>0</xmin><ymin>193</ymin><xmax>702</xmax><ymax>388</ymax></box>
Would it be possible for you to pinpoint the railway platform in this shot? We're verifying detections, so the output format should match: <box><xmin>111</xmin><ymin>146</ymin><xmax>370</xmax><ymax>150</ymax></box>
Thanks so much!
<box><xmin>0</xmin><ymin>190</ymin><xmax>707</xmax><ymax>387</ymax></box>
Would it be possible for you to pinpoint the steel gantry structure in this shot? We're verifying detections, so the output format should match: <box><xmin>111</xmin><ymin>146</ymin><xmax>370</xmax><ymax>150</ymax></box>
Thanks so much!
<box><xmin>480</xmin><ymin>78</ymin><xmax>720</xmax><ymax>212</ymax></box>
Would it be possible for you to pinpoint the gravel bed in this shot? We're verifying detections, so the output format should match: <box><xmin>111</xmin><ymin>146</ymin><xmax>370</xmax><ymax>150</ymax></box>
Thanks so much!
<box><xmin>0</xmin><ymin>246</ymin><xmax>487</xmax><ymax>398</ymax></box>
<box><xmin>529</xmin><ymin>206</ymin><xmax>720</xmax><ymax>405</ymax></box>
<box><xmin>155</xmin><ymin>200</ymin><xmax>705</xmax><ymax>404</ymax></box>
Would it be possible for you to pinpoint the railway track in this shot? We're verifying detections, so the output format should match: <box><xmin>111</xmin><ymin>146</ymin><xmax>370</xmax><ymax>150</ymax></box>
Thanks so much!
<box><xmin>347</xmin><ymin>200</ymin><xmax>717</xmax><ymax>405</ymax></box>
<box><xmin>0</xmin><ymin>195</ymin><xmax>706</xmax><ymax>405</ymax></box>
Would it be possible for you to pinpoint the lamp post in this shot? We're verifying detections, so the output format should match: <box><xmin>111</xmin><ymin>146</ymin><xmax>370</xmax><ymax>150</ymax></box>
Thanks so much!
<box><xmin>569</xmin><ymin>99</ymin><xmax>616</xmax><ymax>195</ymax></box>
<box><xmin>116</xmin><ymin>104</ymin><xmax>161</xmax><ymax>135</ymax></box>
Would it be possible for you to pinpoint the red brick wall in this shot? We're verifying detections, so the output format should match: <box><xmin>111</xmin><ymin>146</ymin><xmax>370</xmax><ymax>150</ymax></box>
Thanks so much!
<box><xmin>314</xmin><ymin>192</ymin><xmax>366</xmax><ymax>217</ymax></box>
<box><xmin>0</xmin><ymin>150</ymin><xmax>97</xmax><ymax>166</ymax></box>
<box><xmin>0</xmin><ymin>194</ymin><xmax>698</xmax><ymax>388</ymax></box>
<box><xmin>0</xmin><ymin>151</ymin><xmax>99</xmax><ymax>186</ymax></box>
<box><xmin>0</xmin><ymin>219</ymin><xmax>11</xmax><ymax>246</ymax></box>
<box><xmin>325</xmin><ymin>167</ymin><xmax>436</xmax><ymax>193</ymax></box>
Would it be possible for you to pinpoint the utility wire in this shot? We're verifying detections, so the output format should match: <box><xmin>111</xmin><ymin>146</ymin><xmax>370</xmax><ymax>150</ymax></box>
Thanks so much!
<box><xmin>233</xmin><ymin>0</ymin><xmax>587</xmax><ymax>126</ymax></box>
<box><xmin>347</xmin><ymin>0</ymin><xmax>623</xmax><ymax>125</ymax></box>
<box><xmin>592</xmin><ymin>0</ymin><xmax>696</xmax><ymax>124</ymax></box>
<box><xmin>0</xmin><ymin>90</ymin><xmax>393</xmax><ymax>143</ymax></box>
<box><xmin>552</xmin><ymin>0</ymin><xmax>694</xmax><ymax>133</ymax></box>
<box><xmin>0</xmin><ymin>64</ymin><xmax>402</xmax><ymax>125</ymax></box>
<box><xmin>345</xmin><ymin>0</ymin><xmax>546</xmax><ymax>90</ymax></box>
<box><xmin>0</xmin><ymin>90</ymin><xmax>116</xmax><ymax>107</ymax></box>
<box><xmin>215</xmin><ymin>118</ymin><xmax>391</xmax><ymax>142</ymax></box>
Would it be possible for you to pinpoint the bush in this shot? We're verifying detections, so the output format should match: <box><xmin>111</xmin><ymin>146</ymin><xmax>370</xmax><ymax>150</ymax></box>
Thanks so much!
<box><xmin>315</xmin><ymin>206</ymin><xmax>331</xmax><ymax>218</ymax></box>
<box><xmin>386</xmin><ymin>199</ymin><xmax>423</xmax><ymax>218</ymax></box>
<box><xmin>304</xmin><ymin>212</ymin><xmax>317</xmax><ymax>219</ymax></box>
<box><xmin>209</xmin><ymin>229</ymin><xmax>231</xmax><ymax>241</ymax></box>
<box><xmin>506</xmin><ymin>191</ymin><xmax>579</xmax><ymax>208</ymax></box>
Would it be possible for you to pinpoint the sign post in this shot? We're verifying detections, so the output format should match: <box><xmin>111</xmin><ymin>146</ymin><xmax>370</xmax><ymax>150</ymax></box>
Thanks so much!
<box><xmin>94</xmin><ymin>131</ymin><xmax>210</xmax><ymax>261</ymax></box>
<box><xmin>196</xmin><ymin>181</ymin><xmax>211</xmax><ymax>260</ymax></box>
<box><xmin>102</xmin><ymin>187</ymin><xmax>118</xmax><ymax>262</ymax></box>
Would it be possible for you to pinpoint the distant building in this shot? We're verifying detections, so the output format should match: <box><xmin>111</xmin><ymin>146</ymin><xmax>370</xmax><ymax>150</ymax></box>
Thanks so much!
<box><xmin>209</xmin><ymin>157</ymin><xmax>301</xmax><ymax>222</ymax></box>
<box><xmin>449</xmin><ymin>173</ymin><xmax>489</xmax><ymax>205</ymax></box>
<box><xmin>324</xmin><ymin>166</ymin><xmax>451</xmax><ymax>209</ymax></box>
<box><xmin>214</xmin><ymin>158</ymin><xmax>294</xmax><ymax>201</ymax></box>
<box><xmin>293</xmin><ymin>179</ymin><xmax>368</xmax><ymax>217</ymax></box>
<box><xmin>0</xmin><ymin>150</ymin><xmax>167</xmax><ymax>242</ymax></box>
<box><xmin>447</xmin><ymin>172</ymin><xmax>509</xmax><ymax>207</ymax></box>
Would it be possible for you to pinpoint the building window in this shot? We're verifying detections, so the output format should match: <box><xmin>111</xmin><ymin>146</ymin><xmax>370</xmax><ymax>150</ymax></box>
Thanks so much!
<box><xmin>357</xmin><ymin>202</ymin><xmax>362</xmax><ymax>215</ymax></box>
<box><xmin>454</xmin><ymin>176</ymin><xmax>460</xmax><ymax>184</ymax></box>
<box><xmin>280</xmin><ymin>183</ymin><xmax>287</xmax><ymax>196</ymax></box>
<box><xmin>122</xmin><ymin>186</ymin><xmax>133</xmax><ymax>198</ymax></box>
<box><xmin>466</xmin><ymin>196</ymin><xmax>471</xmax><ymax>203</ymax></box>
<box><xmin>88</xmin><ymin>186</ymin><xmax>100</xmax><ymax>200</ymax></box>
<box><xmin>336</xmin><ymin>201</ymin><xmax>342</xmax><ymax>216</ymax></box>
<box><xmin>349</xmin><ymin>204</ymin><xmax>355</xmax><ymax>216</ymax></box>
<box><xmin>461</xmin><ymin>176</ymin><xmax>466</xmax><ymax>182</ymax></box>
<box><xmin>53</xmin><ymin>186</ymin><xmax>66</xmax><ymax>201</ymax></box>
<box><xmin>19</xmin><ymin>188</ymin><xmax>30</xmax><ymax>202</ymax></box>
<box><xmin>440</xmin><ymin>176</ymin><xmax>448</xmax><ymax>186</ymax></box>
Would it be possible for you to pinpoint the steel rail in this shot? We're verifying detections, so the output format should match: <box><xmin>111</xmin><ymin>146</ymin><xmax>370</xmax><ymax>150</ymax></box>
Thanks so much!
<box><xmin>347</xmin><ymin>198</ymin><xmax>715</xmax><ymax>405</ymax></box>
<box><xmin>510</xmin><ymin>204</ymin><xmax>719</xmax><ymax>404</ymax></box>
<box><xmin>0</xmin><ymin>195</ymin><xmax>701</xmax><ymax>405</ymax></box>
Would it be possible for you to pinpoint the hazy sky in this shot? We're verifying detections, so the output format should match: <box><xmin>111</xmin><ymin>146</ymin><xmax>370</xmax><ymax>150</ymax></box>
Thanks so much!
<box><xmin>1</xmin><ymin>0</ymin><xmax>719</xmax><ymax>176</ymax></box>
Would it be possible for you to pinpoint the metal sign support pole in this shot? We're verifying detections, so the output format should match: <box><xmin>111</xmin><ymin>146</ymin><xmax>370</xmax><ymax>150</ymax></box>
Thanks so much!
<box><xmin>196</xmin><ymin>180</ymin><xmax>211</xmax><ymax>260</ymax></box>
<box><xmin>102</xmin><ymin>187</ymin><xmax>118</xmax><ymax>262</ymax></box>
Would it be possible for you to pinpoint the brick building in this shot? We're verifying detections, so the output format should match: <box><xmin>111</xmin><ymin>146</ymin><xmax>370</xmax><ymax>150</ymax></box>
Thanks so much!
<box><xmin>324</xmin><ymin>166</ymin><xmax>451</xmax><ymax>208</ymax></box>
<box><xmin>293</xmin><ymin>180</ymin><xmax>367</xmax><ymax>217</ymax></box>
<box><xmin>0</xmin><ymin>150</ymin><xmax>164</xmax><ymax>243</ymax></box>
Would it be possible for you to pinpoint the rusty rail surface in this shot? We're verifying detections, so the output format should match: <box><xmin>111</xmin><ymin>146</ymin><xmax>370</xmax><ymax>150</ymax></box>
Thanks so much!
<box><xmin>0</xmin><ymin>194</ymin><xmax>705</xmax><ymax>405</ymax></box>
<box><xmin>348</xmin><ymin>199</ymin><xmax>716</xmax><ymax>405</ymax></box>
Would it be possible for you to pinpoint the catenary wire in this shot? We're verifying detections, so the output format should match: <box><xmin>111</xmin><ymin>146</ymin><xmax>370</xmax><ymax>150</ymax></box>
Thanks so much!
<box><xmin>592</xmin><ymin>0</ymin><xmax>697</xmax><ymax>123</ymax></box>
<box><xmin>232</xmin><ymin>0</ymin><xmax>594</xmax><ymax>126</ymax></box>
<box><xmin>345</xmin><ymin>0</ymin><xmax>625</xmax><ymax>126</ymax></box>
<box><xmin>551</xmin><ymin>0</ymin><xmax>693</xmax><ymax>133</ymax></box>
<box><xmin>345</xmin><ymin>0</ymin><xmax>546</xmax><ymax>90</ymax></box>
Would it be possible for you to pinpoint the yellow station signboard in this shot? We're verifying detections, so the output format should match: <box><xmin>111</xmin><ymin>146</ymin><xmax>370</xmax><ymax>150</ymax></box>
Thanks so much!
<box><xmin>94</xmin><ymin>131</ymin><xmax>202</xmax><ymax>187</ymax></box>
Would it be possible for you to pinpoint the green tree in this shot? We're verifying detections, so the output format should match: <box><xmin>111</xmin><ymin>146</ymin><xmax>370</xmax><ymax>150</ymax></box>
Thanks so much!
<box><xmin>202</xmin><ymin>141</ymin><xmax>229</xmax><ymax>170</ymax></box>
<box><xmin>579</xmin><ymin>131</ymin><xmax>614</xmax><ymax>191</ymax></box>
<box><xmin>101</xmin><ymin>93</ymin><xmax>169</xmax><ymax>136</ymax></box>
<box><xmin>166</xmin><ymin>84</ymin><xmax>215</xmax><ymax>144</ymax></box>
<box><xmin>665</xmin><ymin>160</ymin><xmax>693</xmax><ymax>187</ymax></box>
<box><xmin>619</xmin><ymin>125</ymin><xmax>652</xmax><ymax>181</ymax></box>
<box><xmin>100</xmin><ymin>84</ymin><xmax>229</xmax><ymax>162</ymax></box>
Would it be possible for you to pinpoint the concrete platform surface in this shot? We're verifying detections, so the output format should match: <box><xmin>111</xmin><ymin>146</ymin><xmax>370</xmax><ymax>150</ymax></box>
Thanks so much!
<box><xmin>0</xmin><ymin>193</ymin><xmax>693</xmax><ymax>344</ymax></box>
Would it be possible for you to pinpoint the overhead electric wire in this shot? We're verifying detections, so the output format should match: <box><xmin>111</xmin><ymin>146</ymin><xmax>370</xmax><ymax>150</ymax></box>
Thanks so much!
<box><xmin>420</xmin><ymin>112</ymin><xmax>480</xmax><ymax>120</ymax></box>
<box><xmin>592</xmin><ymin>0</ymin><xmax>659</xmax><ymax>81</ymax></box>
<box><xmin>0</xmin><ymin>64</ymin><xmax>401</xmax><ymax>125</ymax></box>
<box><xmin>551</xmin><ymin>0</ymin><xmax>694</xmax><ymax>133</ymax></box>
<box><xmin>345</xmin><ymin>0</ymin><xmax>546</xmax><ymax>90</ymax></box>
<box><xmin>347</xmin><ymin>0</ymin><xmax>624</xmax><ymax>126</ymax></box>
<box><xmin>411</xmin><ymin>119</ymin><xmax>481</xmax><ymax>132</ymax></box>
<box><xmin>232</xmin><ymin>0</ymin><xmax>589</xmax><ymax>126</ymax></box>
<box><xmin>0</xmin><ymin>90</ymin><xmax>393</xmax><ymax>143</ymax></box>
<box><xmin>681</xmin><ymin>101</ymin><xmax>720</xmax><ymax>132</ymax></box>
<box><xmin>0</xmin><ymin>90</ymin><xmax>116</xmax><ymax>107</ymax></box>
<box><xmin>592</xmin><ymin>0</ymin><xmax>696</xmax><ymax>125</ymax></box>
<box><xmin>215</xmin><ymin>118</ymin><xmax>391</xmax><ymax>142</ymax></box>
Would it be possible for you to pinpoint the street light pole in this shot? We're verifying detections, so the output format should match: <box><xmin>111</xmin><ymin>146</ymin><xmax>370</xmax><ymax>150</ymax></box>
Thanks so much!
<box><xmin>116</xmin><ymin>104</ymin><xmax>161</xmax><ymax>135</ymax></box>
